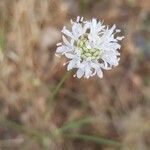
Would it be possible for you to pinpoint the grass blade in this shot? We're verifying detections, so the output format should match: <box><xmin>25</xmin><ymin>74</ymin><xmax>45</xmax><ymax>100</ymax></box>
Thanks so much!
<box><xmin>65</xmin><ymin>133</ymin><xmax>124</xmax><ymax>147</ymax></box>
<box><xmin>59</xmin><ymin>117</ymin><xmax>94</xmax><ymax>132</ymax></box>
<box><xmin>0</xmin><ymin>117</ymin><xmax>48</xmax><ymax>143</ymax></box>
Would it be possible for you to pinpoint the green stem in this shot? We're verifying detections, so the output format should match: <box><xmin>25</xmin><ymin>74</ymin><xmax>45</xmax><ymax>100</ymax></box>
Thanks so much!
<box><xmin>44</xmin><ymin>71</ymin><xmax>71</xmax><ymax>122</ymax></box>
<box><xmin>0</xmin><ymin>117</ymin><xmax>49</xmax><ymax>144</ymax></box>
<box><xmin>57</xmin><ymin>117</ymin><xmax>94</xmax><ymax>133</ymax></box>
<box><xmin>64</xmin><ymin>133</ymin><xmax>124</xmax><ymax>147</ymax></box>
<box><xmin>48</xmin><ymin>71</ymin><xmax>71</xmax><ymax>103</ymax></box>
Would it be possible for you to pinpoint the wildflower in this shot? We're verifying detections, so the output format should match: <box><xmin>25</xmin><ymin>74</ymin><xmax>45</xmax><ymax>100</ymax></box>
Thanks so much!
<box><xmin>56</xmin><ymin>16</ymin><xmax>124</xmax><ymax>78</ymax></box>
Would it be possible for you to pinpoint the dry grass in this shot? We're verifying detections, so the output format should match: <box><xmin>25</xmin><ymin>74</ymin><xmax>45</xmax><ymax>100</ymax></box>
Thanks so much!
<box><xmin>0</xmin><ymin>0</ymin><xmax>150</xmax><ymax>150</ymax></box>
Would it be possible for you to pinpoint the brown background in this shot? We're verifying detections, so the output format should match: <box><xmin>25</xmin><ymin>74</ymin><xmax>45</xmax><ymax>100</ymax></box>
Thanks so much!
<box><xmin>0</xmin><ymin>0</ymin><xmax>149</xmax><ymax>150</ymax></box>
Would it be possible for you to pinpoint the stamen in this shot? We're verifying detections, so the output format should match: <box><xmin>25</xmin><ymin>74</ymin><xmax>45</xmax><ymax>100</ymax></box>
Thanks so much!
<box><xmin>75</xmin><ymin>36</ymin><xmax>102</xmax><ymax>61</ymax></box>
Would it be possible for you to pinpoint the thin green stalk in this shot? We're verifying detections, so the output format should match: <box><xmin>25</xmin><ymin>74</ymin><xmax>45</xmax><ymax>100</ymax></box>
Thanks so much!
<box><xmin>48</xmin><ymin>71</ymin><xmax>71</xmax><ymax>104</ymax></box>
<box><xmin>0</xmin><ymin>117</ymin><xmax>133</xmax><ymax>149</ymax></box>
<box><xmin>52</xmin><ymin>117</ymin><xmax>94</xmax><ymax>137</ymax></box>
<box><xmin>44</xmin><ymin>71</ymin><xmax>71</xmax><ymax>122</ymax></box>
<box><xmin>0</xmin><ymin>117</ymin><xmax>50</xmax><ymax>145</ymax></box>
<box><xmin>0</xmin><ymin>30</ymin><xmax>6</xmax><ymax>50</ymax></box>
<box><xmin>58</xmin><ymin>117</ymin><xmax>93</xmax><ymax>132</ymax></box>
<box><xmin>64</xmin><ymin>133</ymin><xmax>124</xmax><ymax>148</ymax></box>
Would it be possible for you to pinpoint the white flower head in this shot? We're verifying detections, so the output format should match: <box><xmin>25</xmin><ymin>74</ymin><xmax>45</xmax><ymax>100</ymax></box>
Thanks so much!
<box><xmin>56</xmin><ymin>16</ymin><xmax>124</xmax><ymax>79</ymax></box>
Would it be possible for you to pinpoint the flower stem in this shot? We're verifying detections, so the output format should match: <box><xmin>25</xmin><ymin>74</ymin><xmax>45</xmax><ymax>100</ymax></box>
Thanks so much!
<box><xmin>48</xmin><ymin>71</ymin><xmax>71</xmax><ymax>103</ymax></box>
<box><xmin>44</xmin><ymin>71</ymin><xmax>71</xmax><ymax>122</ymax></box>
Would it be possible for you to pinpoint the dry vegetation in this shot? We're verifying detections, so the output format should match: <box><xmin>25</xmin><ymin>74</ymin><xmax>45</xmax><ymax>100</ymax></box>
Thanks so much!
<box><xmin>0</xmin><ymin>0</ymin><xmax>150</xmax><ymax>150</ymax></box>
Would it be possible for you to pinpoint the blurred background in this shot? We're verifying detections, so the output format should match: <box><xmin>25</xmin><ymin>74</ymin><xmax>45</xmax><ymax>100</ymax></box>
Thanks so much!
<box><xmin>0</xmin><ymin>0</ymin><xmax>150</xmax><ymax>150</ymax></box>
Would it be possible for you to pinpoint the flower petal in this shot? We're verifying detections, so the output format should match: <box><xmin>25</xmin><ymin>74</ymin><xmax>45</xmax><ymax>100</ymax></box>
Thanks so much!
<box><xmin>65</xmin><ymin>53</ymin><xmax>75</xmax><ymax>59</ymax></box>
<box><xmin>62</xmin><ymin>27</ymin><xmax>75</xmax><ymax>39</ymax></box>
<box><xmin>56</xmin><ymin>46</ymin><xmax>66</xmax><ymax>53</ymax></box>
<box><xmin>77</xmin><ymin>69</ymin><xmax>84</xmax><ymax>78</ymax></box>
<box><xmin>97</xmin><ymin>68</ymin><xmax>103</xmax><ymax>78</ymax></box>
<box><xmin>67</xmin><ymin>60</ymin><xmax>76</xmax><ymax>70</ymax></box>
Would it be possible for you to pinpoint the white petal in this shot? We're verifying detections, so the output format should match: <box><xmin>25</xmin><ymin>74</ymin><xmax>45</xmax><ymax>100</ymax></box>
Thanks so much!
<box><xmin>91</xmin><ymin>18</ymin><xmax>97</xmax><ymax>30</ymax></box>
<box><xmin>56</xmin><ymin>43</ymin><xmax>62</xmax><ymax>46</ymax></box>
<box><xmin>55</xmin><ymin>53</ymin><xmax>61</xmax><ymax>57</ymax></box>
<box><xmin>56</xmin><ymin>46</ymin><xmax>66</xmax><ymax>53</ymax></box>
<box><xmin>116</xmin><ymin>36</ymin><xmax>124</xmax><ymax>40</ymax></box>
<box><xmin>100</xmin><ymin>61</ymin><xmax>111</xmax><ymax>70</ymax></box>
<box><xmin>76</xmin><ymin>16</ymin><xmax>80</xmax><ymax>22</ymax></box>
<box><xmin>76</xmin><ymin>69</ymin><xmax>84</xmax><ymax>78</ymax></box>
<box><xmin>83</xmin><ymin>22</ymin><xmax>91</xmax><ymax>32</ymax></box>
<box><xmin>111</xmin><ymin>24</ymin><xmax>116</xmax><ymax>31</ymax></box>
<box><xmin>97</xmin><ymin>68</ymin><xmax>103</xmax><ymax>78</ymax></box>
<box><xmin>62</xmin><ymin>27</ymin><xmax>75</xmax><ymax>39</ymax></box>
<box><xmin>65</xmin><ymin>53</ymin><xmax>74</xmax><ymax>59</ymax></box>
<box><xmin>85</xmin><ymin>65</ymin><xmax>91</xmax><ymax>78</ymax></box>
<box><xmin>62</xmin><ymin>36</ymin><xmax>70</xmax><ymax>45</ymax></box>
<box><xmin>116</xmin><ymin>29</ymin><xmax>121</xmax><ymax>33</ymax></box>
<box><xmin>72</xmin><ymin>23</ymin><xmax>83</xmax><ymax>39</ymax></box>
<box><xmin>67</xmin><ymin>60</ymin><xmax>76</xmax><ymax>70</ymax></box>
<box><xmin>80</xmin><ymin>17</ymin><xmax>84</xmax><ymax>22</ymax></box>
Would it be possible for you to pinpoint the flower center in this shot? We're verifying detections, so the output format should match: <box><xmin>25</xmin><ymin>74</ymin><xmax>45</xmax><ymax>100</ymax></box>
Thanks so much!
<box><xmin>76</xmin><ymin>36</ymin><xmax>101</xmax><ymax>60</ymax></box>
